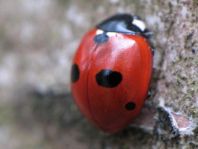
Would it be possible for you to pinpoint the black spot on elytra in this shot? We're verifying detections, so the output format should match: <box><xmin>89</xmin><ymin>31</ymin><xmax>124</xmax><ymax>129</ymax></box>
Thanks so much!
<box><xmin>94</xmin><ymin>33</ymin><xmax>109</xmax><ymax>44</ymax></box>
<box><xmin>125</xmin><ymin>102</ymin><xmax>136</xmax><ymax>110</ymax></box>
<box><xmin>96</xmin><ymin>69</ymin><xmax>122</xmax><ymax>88</ymax></box>
<box><xmin>71</xmin><ymin>64</ymin><xmax>80</xmax><ymax>83</ymax></box>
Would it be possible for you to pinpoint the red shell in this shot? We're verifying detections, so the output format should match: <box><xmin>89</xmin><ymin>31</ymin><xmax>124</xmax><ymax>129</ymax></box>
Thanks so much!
<box><xmin>71</xmin><ymin>28</ymin><xmax>153</xmax><ymax>133</ymax></box>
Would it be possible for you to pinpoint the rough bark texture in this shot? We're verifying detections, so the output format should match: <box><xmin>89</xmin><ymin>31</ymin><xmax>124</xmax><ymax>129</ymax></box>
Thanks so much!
<box><xmin>0</xmin><ymin>0</ymin><xmax>197</xmax><ymax>148</ymax></box>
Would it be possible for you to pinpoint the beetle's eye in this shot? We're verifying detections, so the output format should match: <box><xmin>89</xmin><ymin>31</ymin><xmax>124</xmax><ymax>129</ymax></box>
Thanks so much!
<box><xmin>96</xmin><ymin>69</ymin><xmax>122</xmax><ymax>88</ymax></box>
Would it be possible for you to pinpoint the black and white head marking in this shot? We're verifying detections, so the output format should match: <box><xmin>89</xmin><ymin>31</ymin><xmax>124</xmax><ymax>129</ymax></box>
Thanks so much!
<box><xmin>131</xmin><ymin>16</ymin><xmax>146</xmax><ymax>33</ymax></box>
<box><xmin>96</xmin><ymin>14</ymin><xmax>152</xmax><ymax>38</ymax></box>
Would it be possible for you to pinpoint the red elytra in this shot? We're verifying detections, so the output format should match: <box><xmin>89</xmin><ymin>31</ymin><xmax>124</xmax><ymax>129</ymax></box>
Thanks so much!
<box><xmin>71</xmin><ymin>14</ymin><xmax>153</xmax><ymax>133</ymax></box>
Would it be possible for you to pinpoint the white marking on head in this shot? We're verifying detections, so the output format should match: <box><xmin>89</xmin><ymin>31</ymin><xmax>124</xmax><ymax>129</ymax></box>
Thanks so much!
<box><xmin>132</xmin><ymin>19</ymin><xmax>146</xmax><ymax>32</ymax></box>
<box><xmin>106</xmin><ymin>32</ymin><xmax>117</xmax><ymax>37</ymax></box>
<box><xmin>96</xmin><ymin>29</ymin><xmax>104</xmax><ymax>35</ymax></box>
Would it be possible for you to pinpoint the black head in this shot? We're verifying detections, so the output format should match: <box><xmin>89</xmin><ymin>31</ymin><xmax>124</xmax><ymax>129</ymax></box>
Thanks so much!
<box><xmin>96</xmin><ymin>14</ymin><xmax>152</xmax><ymax>38</ymax></box>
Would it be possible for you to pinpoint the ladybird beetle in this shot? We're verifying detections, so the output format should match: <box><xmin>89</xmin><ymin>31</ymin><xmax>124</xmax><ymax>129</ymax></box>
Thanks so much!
<box><xmin>71</xmin><ymin>14</ymin><xmax>153</xmax><ymax>133</ymax></box>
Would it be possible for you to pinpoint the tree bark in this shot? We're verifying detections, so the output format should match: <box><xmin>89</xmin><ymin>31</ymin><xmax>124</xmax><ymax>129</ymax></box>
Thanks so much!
<box><xmin>0</xmin><ymin>0</ymin><xmax>197</xmax><ymax>148</ymax></box>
